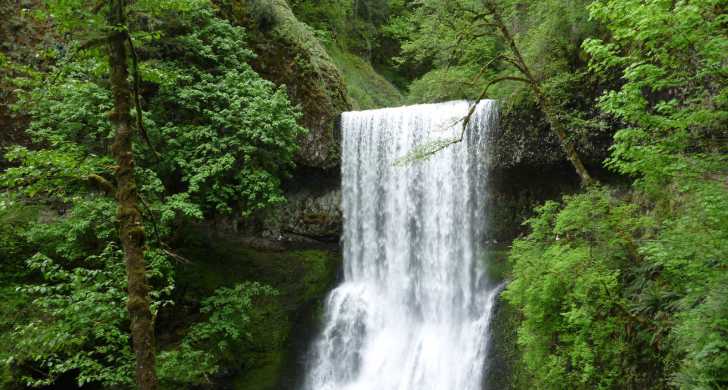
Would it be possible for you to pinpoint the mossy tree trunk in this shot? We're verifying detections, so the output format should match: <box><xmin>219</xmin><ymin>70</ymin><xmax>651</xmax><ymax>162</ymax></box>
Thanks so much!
<box><xmin>484</xmin><ymin>0</ymin><xmax>594</xmax><ymax>186</ymax></box>
<box><xmin>107</xmin><ymin>0</ymin><xmax>158</xmax><ymax>388</ymax></box>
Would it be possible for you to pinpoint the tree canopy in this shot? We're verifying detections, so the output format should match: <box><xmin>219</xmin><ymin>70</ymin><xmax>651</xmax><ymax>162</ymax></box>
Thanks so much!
<box><xmin>1</xmin><ymin>1</ymin><xmax>304</xmax><ymax>388</ymax></box>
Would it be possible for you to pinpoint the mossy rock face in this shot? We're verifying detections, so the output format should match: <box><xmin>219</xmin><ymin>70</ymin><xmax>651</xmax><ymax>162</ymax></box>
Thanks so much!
<box><xmin>484</xmin><ymin>94</ymin><xmax>622</xmax><ymax>244</ymax></box>
<box><xmin>234</xmin><ymin>351</ymin><xmax>285</xmax><ymax>390</ymax></box>
<box><xmin>233</xmin><ymin>298</ymin><xmax>289</xmax><ymax>390</ymax></box>
<box><xmin>484</xmin><ymin>295</ymin><xmax>525</xmax><ymax>390</ymax></box>
<box><xmin>262</xmin><ymin>183</ymin><xmax>342</xmax><ymax>242</ymax></box>
<box><xmin>484</xmin><ymin>163</ymin><xmax>583</xmax><ymax>244</ymax></box>
<box><xmin>326</xmin><ymin>44</ymin><xmax>403</xmax><ymax>110</ymax></box>
<box><xmin>165</xmin><ymin>225</ymin><xmax>340</xmax><ymax>388</ymax></box>
<box><xmin>491</xmin><ymin>97</ymin><xmax>613</xmax><ymax>170</ymax></box>
<box><xmin>481</xmin><ymin>247</ymin><xmax>511</xmax><ymax>284</ymax></box>
<box><xmin>173</xmin><ymin>227</ymin><xmax>339</xmax><ymax>309</ymax></box>
<box><xmin>478</xmin><ymin>249</ymin><xmax>527</xmax><ymax>390</ymax></box>
<box><xmin>217</xmin><ymin>0</ymin><xmax>351</xmax><ymax>169</ymax></box>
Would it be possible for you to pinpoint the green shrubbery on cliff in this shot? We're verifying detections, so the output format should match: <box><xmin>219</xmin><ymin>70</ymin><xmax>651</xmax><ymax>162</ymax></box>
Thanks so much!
<box><xmin>289</xmin><ymin>0</ymin><xmax>404</xmax><ymax>109</ymax></box>
<box><xmin>0</xmin><ymin>2</ymin><xmax>322</xmax><ymax>388</ymax></box>
<box><xmin>502</xmin><ymin>1</ymin><xmax>727</xmax><ymax>388</ymax></box>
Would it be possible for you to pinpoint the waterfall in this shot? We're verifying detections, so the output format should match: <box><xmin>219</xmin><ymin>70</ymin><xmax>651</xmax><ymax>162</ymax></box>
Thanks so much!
<box><xmin>304</xmin><ymin>100</ymin><xmax>500</xmax><ymax>390</ymax></box>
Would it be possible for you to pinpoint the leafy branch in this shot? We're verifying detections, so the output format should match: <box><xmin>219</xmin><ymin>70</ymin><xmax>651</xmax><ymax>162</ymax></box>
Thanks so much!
<box><xmin>394</xmin><ymin>75</ymin><xmax>526</xmax><ymax>165</ymax></box>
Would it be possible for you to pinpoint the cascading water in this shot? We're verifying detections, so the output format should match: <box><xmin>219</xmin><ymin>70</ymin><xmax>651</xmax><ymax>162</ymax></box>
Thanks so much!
<box><xmin>304</xmin><ymin>100</ymin><xmax>500</xmax><ymax>390</ymax></box>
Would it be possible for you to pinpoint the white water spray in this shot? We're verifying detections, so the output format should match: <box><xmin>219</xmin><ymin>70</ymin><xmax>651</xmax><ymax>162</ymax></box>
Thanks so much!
<box><xmin>304</xmin><ymin>100</ymin><xmax>500</xmax><ymax>390</ymax></box>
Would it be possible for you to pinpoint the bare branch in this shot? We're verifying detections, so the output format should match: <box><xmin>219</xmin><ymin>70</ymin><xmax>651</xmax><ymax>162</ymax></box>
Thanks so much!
<box><xmin>501</xmin><ymin>54</ymin><xmax>529</xmax><ymax>76</ymax></box>
<box><xmin>466</xmin><ymin>54</ymin><xmax>506</xmax><ymax>86</ymax></box>
<box><xmin>137</xmin><ymin>192</ymin><xmax>163</xmax><ymax>247</ymax></box>
<box><xmin>125</xmin><ymin>33</ymin><xmax>160</xmax><ymax>161</ymax></box>
<box><xmin>162</xmin><ymin>248</ymin><xmax>192</xmax><ymax>264</ymax></box>
<box><xmin>395</xmin><ymin>76</ymin><xmax>529</xmax><ymax>165</ymax></box>
<box><xmin>458</xmin><ymin>75</ymin><xmax>529</xmax><ymax>135</ymax></box>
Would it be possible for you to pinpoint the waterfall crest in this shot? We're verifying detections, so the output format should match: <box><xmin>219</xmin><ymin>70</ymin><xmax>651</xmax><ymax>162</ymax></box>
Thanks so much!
<box><xmin>304</xmin><ymin>100</ymin><xmax>499</xmax><ymax>390</ymax></box>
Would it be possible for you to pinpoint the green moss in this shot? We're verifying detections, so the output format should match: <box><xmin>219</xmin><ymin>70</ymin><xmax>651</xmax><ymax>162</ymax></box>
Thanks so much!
<box><xmin>233</xmin><ymin>351</ymin><xmax>284</xmax><ymax>390</ymax></box>
<box><xmin>326</xmin><ymin>44</ymin><xmax>403</xmax><ymax>110</ymax></box>
<box><xmin>170</xmin><ymin>226</ymin><xmax>340</xmax><ymax>387</ymax></box>
<box><xmin>175</xmin><ymin>235</ymin><xmax>338</xmax><ymax>308</ymax></box>
<box><xmin>298</xmin><ymin>249</ymin><xmax>336</xmax><ymax>300</ymax></box>
<box><xmin>246</xmin><ymin>296</ymin><xmax>290</xmax><ymax>351</ymax></box>
<box><xmin>482</xmin><ymin>247</ymin><xmax>531</xmax><ymax>389</ymax></box>
<box><xmin>232</xmin><ymin>300</ymin><xmax>289</xmax><ymax>390</ymax></box>
<box><xmin>482</xmin><ymin>248</ymin><xmax>511</xmax><ymax>283</ymax></box>
<box><xmin>485</xmin><ymin>296</ymin><xmax>528</xmax><ymax>390</ymax></box>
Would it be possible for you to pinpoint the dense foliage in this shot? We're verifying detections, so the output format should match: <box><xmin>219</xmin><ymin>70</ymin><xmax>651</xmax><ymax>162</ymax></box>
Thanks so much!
<box><xmin>144</xmin><ymin>6</ymin><xmax>305</xmax><ymax>216</ymax></box>
<box><xmin>503</xmin><ymin>0</ymin><xmax>727</xmax><ymax>388</ymax></box>
<box><xmin>0</xmin><ymin>1</ymin><xmax>302</xmax><ymax>387</ymax></box>
<box><xmin>157</xmin><ymin>282</ymin><xmax>278</xmax><ymax>386</ymax></box>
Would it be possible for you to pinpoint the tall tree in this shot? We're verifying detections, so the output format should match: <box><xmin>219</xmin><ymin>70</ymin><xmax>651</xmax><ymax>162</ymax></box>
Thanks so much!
<box><xmin>107</xmin><ymin>0</ymin><xmax>157</xmax><ymax>388</ymax></box>
<box><xmin>481</xmin><ymin>0</ymin><xmax>593</xmax><ymax>185</ymax></box>
<box><xmin>1</xmin><ymin>0</ymin><xmax>304</xmax><ymax>387</ymax></box>
<box><xmin>456</xmin><ymin>0</ymin><xmax>596</xmax><ymax>185</ymax></box>
<box><xmin>392</xmin><ymin>0</ymin><xmax>596</xmax><ymax>185</ymax></box>
<box><xmin>34</xmin><ymin>0</ymin><xmax>160</xmax><ymax>387</ymax></box>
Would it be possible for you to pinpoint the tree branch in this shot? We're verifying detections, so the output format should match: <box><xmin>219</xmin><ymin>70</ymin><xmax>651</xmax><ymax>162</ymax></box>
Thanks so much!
<box><xmin>457</xmin><ymin>75</ymin><xmax>529</xmax><ymax>136</ymax></box>
<box><xmin>125</xmin><ymin>33</ymin><xmax>160</xmax><ymax>162</ymax></box>
<box><xmin>395</xmin><ymin>76</ymin><xmax>528</xmax><ymax>165</ymax></box>
<box><xmin>87</xmin><ymin>173</ymin><xmax>115</xmax><ymax>194</ymax></box>
<box><xmin>482</xmin><ymin>0</ymin><xmax>595</xmax><ymax>185</ymax></box>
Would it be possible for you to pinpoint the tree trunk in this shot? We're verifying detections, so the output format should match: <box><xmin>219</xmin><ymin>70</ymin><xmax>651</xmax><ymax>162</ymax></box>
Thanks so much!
<box><xmin>484</xmin><ymin>0</ymin><xmax>594</xmax><ymax>185</ymax></box>
<box><xmin>539</xmin><ymin>104</ymin><xmax>594</xmax><ymax>185</ymax></box>
<box><xmin>107</xmin><ymin>1</ymin><xmax>158</xmax><ymax>389</ymax></box>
